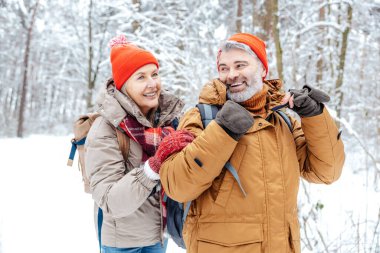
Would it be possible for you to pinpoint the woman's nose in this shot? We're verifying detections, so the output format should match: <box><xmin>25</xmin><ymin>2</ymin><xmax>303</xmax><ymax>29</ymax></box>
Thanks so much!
<box><xmin>146</xmin><ymin>77</ymin><xmax>157</xmax><ymax>88</ymax></box>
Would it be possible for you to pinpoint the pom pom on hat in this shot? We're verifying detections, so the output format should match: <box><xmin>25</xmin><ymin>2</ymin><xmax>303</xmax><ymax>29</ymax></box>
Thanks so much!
<box><xmin>109</xmin><ymin>34</ymin><xmax>159</xmax><ymax>90</ymax></box>
<box><xmin>108</xmin><ymin>34</ymin><xmax>130</xmax><ymax>48</ymax></box>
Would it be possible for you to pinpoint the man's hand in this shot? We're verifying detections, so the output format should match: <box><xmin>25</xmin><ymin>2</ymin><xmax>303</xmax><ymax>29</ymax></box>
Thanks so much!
<box><xmin>281</xmin><ymin>85</ymin><xmax>330</xmax><ymax>117</ymax></box>
<box><xmin>144</xmin><ymin>130</ymin><xmax>195</xmax><ymax>179</ymax></box>
<box><xmin>215</xmin><ymin>100</ymin><xmax>254</xmax><ymax>141</ymax></box>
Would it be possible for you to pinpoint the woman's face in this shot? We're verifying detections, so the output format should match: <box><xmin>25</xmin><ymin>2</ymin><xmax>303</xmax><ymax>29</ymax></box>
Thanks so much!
<box><xmin>121</xmin><ymin>64</ymin><xmax>161</xmax><ymax>116</ymax></box>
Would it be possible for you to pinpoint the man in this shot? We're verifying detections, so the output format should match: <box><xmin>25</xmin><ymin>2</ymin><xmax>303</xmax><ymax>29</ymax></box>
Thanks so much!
<box><xmin>145</xmin><ymin>33</ymin><xmax>345</xmax><ymax>253</ymax></box>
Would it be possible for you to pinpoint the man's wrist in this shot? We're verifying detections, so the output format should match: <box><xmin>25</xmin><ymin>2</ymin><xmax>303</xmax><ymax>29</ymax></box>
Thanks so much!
<box><xmin>217</xmin><ymin>123</ymin><xmax>242</xmax><ymax>141</ymax></box>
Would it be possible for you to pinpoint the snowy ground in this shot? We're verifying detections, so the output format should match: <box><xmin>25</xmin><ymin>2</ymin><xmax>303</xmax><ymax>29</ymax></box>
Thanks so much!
<box><xmin>0</xmin><ymin>136</ymin><xmax>185</xmax><ymax>253</ymax></box>
<box><xmin>0</xmin><ymin>135</ymin><xmax>378</xmax><ymax>252</ymax></box>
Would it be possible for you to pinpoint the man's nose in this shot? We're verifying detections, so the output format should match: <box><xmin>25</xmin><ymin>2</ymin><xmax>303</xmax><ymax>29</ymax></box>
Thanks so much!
<box><xmin>227</xmin><ymin>68</ymin><xmax>239</xmax><ymax>82</ymax></box>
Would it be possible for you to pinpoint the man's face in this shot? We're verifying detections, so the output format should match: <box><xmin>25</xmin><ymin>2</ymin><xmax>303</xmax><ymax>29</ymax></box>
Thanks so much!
<box><xmin>218</xmin><ymin>48</ymin><xmax>265</xmax><ymax>103</ymax></box>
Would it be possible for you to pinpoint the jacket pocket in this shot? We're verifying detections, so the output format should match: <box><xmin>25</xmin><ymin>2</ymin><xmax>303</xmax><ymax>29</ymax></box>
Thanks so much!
<box><xmin>288</xmin><ymin>220</ymin><xmax>301</xmax><ymax>253</ymax></box>
<box><xmin>197</xmin><ymin>222</ymin><xmax>263</xmax><ymax>253</ymax></box>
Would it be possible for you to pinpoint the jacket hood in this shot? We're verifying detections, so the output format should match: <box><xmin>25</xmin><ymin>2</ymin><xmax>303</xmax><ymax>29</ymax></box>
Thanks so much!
<box><xmin>96</xmin><ymin>78</ymin><xmax>184</xmax><ymax>128</ymax></box>
<box><xmin>198</xmin><ymin>78</ymin><xmax>286</xmax><ymax>109</ymax></box>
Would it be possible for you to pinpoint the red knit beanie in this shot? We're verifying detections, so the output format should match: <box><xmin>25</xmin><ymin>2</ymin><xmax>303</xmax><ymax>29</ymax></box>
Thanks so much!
<box><xmin>219</xmin><ymin>33</ymin><xmax>268</xmax><ymax>79</ymax></box>
<box><xmin>109</xmin><ymin>35</ymin><xmax>159</xmax><ymax>90</ymax></box>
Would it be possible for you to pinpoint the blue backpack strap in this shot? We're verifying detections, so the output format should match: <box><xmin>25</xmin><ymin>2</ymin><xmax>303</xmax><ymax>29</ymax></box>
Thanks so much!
<box><xmin>67</xmin><ymin>137</ymin><xmax>86</xmax><ymax>166</ymax></box>
<box><xmin>163</xmin><ymin>192</ymin><xmax>168</xmax><ymax>202</ymax></box>
<box><xmin>182</xmin><ymin>201</ymin><xmax>192</xmax><ymax>222</ymax></box>
<box><xmin>197</xmin><ymin>103</ymin><xmax>246</xmax><ymax>197</ymax></box>
<box><xmin>196</xmin><ymin>104</ymin><xmax>219</xmax><ymax>128</ymax></box>
<box><xmin>271</xmin><ymin>103</ymin><xmax>288</xmax><ymax>111</ymax></box>
<box><xmin>271</xmin><ymin>103</ymin><xmax>292</xmax><ymax>132</ymax></box>
<box><xmin>225</xmin><ymin>161</ymin><xmax>247</xmax><ymax>197</ymax></box>
<box><xmin>171</xmin><ymin>117</ymin><xmax>179</xmax><ymax>130</ymax></box>
<box><xmin>97</xmin><ymin>207</ymin><xmax>103</xmax><ymax>252</ymax></box>
<box><xmin>275</xmin><ymin>110</ymin><xmax>292</xmax><ymax>132</ymax></box>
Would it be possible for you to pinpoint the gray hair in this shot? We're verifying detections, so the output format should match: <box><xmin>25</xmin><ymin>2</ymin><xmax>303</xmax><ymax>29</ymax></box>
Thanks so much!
<box><xmin>218</xmin><ymin>40</ymin><xmax>264</xmax><ymax>71</ymax></box>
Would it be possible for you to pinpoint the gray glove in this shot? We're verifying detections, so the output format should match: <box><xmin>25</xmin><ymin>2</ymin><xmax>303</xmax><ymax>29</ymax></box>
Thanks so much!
<box><xmin>215</xmin><ymin>100</ymin><xmax>254</xmax><ymax>141</ymax></box>
<box><xmin>288</xmin><ymin>85</ymin><xmax>330</xmax><ymax>117</ymax></box>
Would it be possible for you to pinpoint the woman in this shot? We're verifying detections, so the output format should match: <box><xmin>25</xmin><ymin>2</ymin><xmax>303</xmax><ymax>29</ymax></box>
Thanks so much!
<box><xmin>85</xmin><ymin>35</ymin><xmax>185</xmax><ymax>253</ymax></box>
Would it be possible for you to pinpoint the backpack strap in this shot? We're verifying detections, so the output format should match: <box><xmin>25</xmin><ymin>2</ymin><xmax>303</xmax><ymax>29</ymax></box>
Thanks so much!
<box><xmin>171</xmin><ymin>117</ymin><xmax>179</xmax><ymax>130</ymax></box>
<box><xmin>224</xmin><ymin>161</ymin><xmax>247</xmax><ymax>197</ymax></box>
<box><xmin>182</xmin><ymin>201</ymin><xmax>192</xmax><ymax>222</ymax></box>
<box><xmin>196</xmin><ymin>104</ymin><xmax>219</xmax><ymax>128</ymax></box>
<box><xmin>270</xmin><ymin>103</ymin><xmax>293</xmax><ymax>132</ymax></box>
<box><xmin>196</xmin><ymin>103</ymin><xmax>247</xmax><ymax>197</ymax></box>
<box><xmin>97</xmin><ymin>207</ymin><xmax>103</xmax><ymax>252</ymax></box>
<box><xmin>271</xmin><ymin>103</ymin><xmax>292</xmax><ymax>132</ymax></box>
<box><xmin>169</xmin><ymin>103</ymin><xmax>249</xmax><ymax>225</ymax></box>
<box><xmin>67</xmin><ymin>137</ymin><xmax>86</xmax><ymax>166</ymax></box>
<box><xmin>179</xmin><ymin>163</ymin><xmax>247</xmax><ymax>223</ymax></box>
<box><xmin>67</xmin><ymin>113</ymin><xmax>100</xmax><ymax>166</ymax></box>
<box><xmin>275</xmin><ymin>110</ymin><xmax>292</xmax><ymax>132</ymax></box>
<box><xmin>115</xmin><ymin>128</ymin><xmax>130</xmax><ymax>162</ymax></box>
<box><xmin>68</xmin><ymin>127</ymin><xmax>130</xmax><ymax>166</ymax></box>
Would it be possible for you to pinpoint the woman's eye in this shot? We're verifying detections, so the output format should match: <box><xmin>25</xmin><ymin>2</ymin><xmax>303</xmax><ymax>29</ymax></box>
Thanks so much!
<box><xmin>137</xmin><ymin>75</ymin><xmax>144</xmax><ymax>80</ymax></box>
<box><xmin>152</xmin><ymin>72</ymin><xmax>159</xmax><ymax>78</ymax></box>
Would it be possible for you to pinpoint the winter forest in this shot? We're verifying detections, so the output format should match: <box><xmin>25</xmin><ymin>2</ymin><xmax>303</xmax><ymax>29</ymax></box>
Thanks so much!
<box><xmin>0</xmin><ymin>0</ymin><xmax>379</xmax><ymax>252</ymax></box>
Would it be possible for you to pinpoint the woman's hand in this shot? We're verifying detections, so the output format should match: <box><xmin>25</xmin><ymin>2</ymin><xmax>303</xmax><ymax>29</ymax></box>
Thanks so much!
<box><xmin>144</xmin><ymin>130</ymin><xmax>195</xmax><ymax>179</ymax></box>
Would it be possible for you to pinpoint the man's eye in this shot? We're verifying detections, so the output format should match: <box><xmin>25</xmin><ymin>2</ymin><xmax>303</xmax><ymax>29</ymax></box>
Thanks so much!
<box><xmin>236</xmin><ymin>64</ymin><xmax>246</xmax><ymax>69</ymax></box>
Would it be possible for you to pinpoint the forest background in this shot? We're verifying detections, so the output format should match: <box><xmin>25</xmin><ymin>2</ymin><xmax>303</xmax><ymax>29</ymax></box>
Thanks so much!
<box><xmin>0</xmin><ymin>0</ymin><xmax>379</xmax><ymax>252</ymax></box>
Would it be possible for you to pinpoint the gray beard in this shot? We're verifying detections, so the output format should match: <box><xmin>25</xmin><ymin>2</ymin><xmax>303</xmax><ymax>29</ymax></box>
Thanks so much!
<box><xmin>226</xmin><ymin>65</ymin><xmax>264</xmax><ymax>103</ymax></box>
<box><xmin>226</xmin><ymin>65</ymin><xmax>265</xmax><ymax>103</ymax></box>
<box><xmin>227</xmin><ymin>81</ymin><xmax>264</xmax><ymax>103</ymax></box>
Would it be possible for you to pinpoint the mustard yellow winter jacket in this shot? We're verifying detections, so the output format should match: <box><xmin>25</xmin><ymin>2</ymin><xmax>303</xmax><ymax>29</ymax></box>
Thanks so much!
<box><xmin>160</xmin><ymin>79</ymin><xmax>345</xmax><ymax>253</ymax></box>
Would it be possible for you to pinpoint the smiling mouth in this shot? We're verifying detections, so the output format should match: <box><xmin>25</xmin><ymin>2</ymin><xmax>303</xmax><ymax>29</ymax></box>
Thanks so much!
<box><xmin>143</xmin><ymin>90</ymin><xmax>159</xmax><ymax>98</ymax></box>
<box><xmin>228</xmin><ymin>81</ymin><xmax>247</xmax><ymax>92</ymax></box>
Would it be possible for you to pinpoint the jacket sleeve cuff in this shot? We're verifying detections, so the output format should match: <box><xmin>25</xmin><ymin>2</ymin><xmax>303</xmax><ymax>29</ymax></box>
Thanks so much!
<box><xmin>143</xmin><ymin>161</ymin><xmax>160</xmax><ymax>180</ymax></box>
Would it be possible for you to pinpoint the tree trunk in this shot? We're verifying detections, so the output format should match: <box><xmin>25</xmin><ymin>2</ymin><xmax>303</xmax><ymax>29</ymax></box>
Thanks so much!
<box><xmin>335</xmin><ymin>3</ymin><xmax>353</xmax><ymax>125</ymax></box>
<box><xmin>17</xmin><ymin>0</ymin><xmax>40</xmax><ymax>137</ymax></box>
<box><xmin>252</xmin><ymin>0</ymin><xmax>272</xmax><ymax>41</ymax></box>
<box><xmin>316</xmin><ymin>2</ymin><xmax>325</xmax><ymax>85</ymax></box>
<box><xmin>236</xmin><ymin>0</ymin><xmax>243</xmax><ymax>33</ymax></box>
<box><xmin>272</xmin><ymin>0</ymin><xmax>283</xmax><ymax>80</ymax></box>
<box><xmin>327</xmin><ymin>2</ymin><xmax>334</xmax><ymax>79</ymax></box>
<box><xmin>86</xmin><ymin>0</ymin><xmax>94</xmax><ymax>110</ymax></box>
<box><xmin>132</xmin><ymin>0</ymin><xmax>142</xmax><ymax>32</ymax></box>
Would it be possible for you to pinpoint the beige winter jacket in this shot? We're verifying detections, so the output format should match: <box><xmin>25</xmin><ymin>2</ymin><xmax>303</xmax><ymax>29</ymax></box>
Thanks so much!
<box><xmin>160</xmin><ymin>79</ymin><xmax>345</xmax><ymax>253</ymax></box>
<box><xmin>85</xmin><ymin>81</ymin><xmax>184</xmax><ymax>248</ymax></box>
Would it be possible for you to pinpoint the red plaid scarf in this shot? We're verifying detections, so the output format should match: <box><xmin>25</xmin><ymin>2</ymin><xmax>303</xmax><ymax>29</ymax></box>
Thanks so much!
<box><xmin>119</xmin><ymin>115</ymin><xmax>175</xmax><ymax>161</ymax></box>
<box><xmin>119</xmin><ymin>114</ymin><xmax>175</xmax><ymax>228</ymax></box>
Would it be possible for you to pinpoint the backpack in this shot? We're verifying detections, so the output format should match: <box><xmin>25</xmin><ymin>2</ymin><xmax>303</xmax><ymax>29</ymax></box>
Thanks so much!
<box><xmin>165</xmin><ymin>103</ymin><xmax>292</xmax><ymax>249</ymax></box>
<box><xmin>67</xmin><ymin>113</ymin><xmax>130</xmax><ymax>193</ymax></box>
